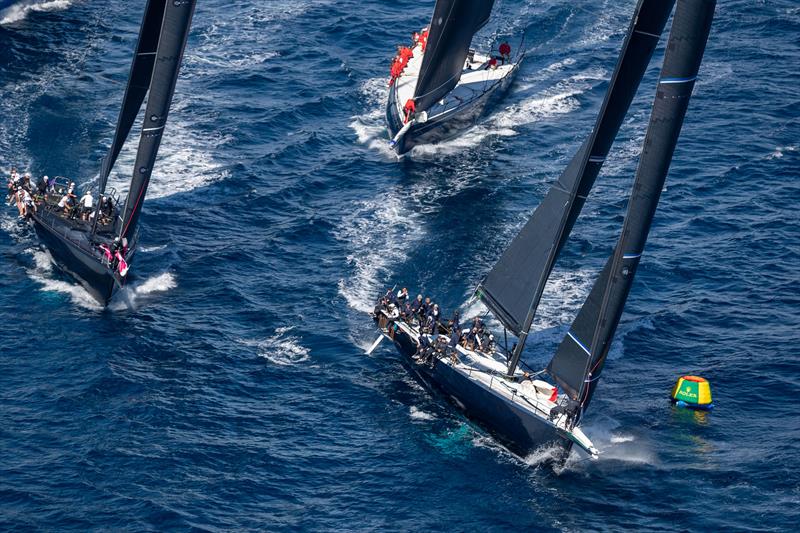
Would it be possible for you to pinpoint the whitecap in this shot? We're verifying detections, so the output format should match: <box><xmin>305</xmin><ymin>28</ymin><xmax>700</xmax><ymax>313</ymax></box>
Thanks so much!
<box><xmin>0</xmin><ymin>0</ymin><xmax>73</xmax><ymax>25</ymax></box>
<box><xmin>255</xmin><ymin>326</ymin><xmax>311</xmax><ymax>366</ymax></box>
<box><xmin>109</xmin><ymin>272</ymin><xmax>177</xmax><ymax>311</ymax></box>
<box><xmin>409</xmin><ymin>406</ymin><xmax>436</xmax><ymax>421</ymax></box>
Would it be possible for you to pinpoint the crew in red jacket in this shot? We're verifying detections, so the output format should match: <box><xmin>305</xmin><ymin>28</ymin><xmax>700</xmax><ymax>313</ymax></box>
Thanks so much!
<box><xmin>403</xmin><ymin>99</ymin><xmax>416</xmax><ymax>123</ymax></box>
<box><xmin>499</xmin><ymin>42</ymin><xmax>511</xmax><ymax>64</ymax></box>
<box><xmin>398</xmin><ymin>45</ymin><xmax>413</xmax><ymax>67</ymax></box>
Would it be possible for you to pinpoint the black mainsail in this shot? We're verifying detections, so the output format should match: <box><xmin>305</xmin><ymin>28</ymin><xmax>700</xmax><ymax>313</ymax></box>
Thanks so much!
<box><xmin>413</xmin><ymin>0</ymin><xmax>495</xmax><ymax>112</ymax></box>
<box><xmin>118</xmin><ymin>0</ymin><xmax>196</xmax><ymax>243</ymax></box>
<box><xmin>547</xmin><ymin>0</ymin><xmax>716</xmax><ymax>406</ymax></box>
<box><xmin>476</xmin><ymin>0</ymin><xmax>675</xmax><ymax>375</ymax></box>
<box><xmin>95</xmin><ymin>0</ymin><xmax>167</xmax><ymax>199</ymax></box>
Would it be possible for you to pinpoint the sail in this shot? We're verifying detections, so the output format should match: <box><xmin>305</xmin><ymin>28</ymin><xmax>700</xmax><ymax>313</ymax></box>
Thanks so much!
<box><xmin>547</xmin><ymin>0</ymin><xmax>716</xmax><ymax>407</ymax></box>
<box><xmin>477</xmin><ymin>0</ymin><xmax>674</xmax><ymax>345</ymax></box>
<box><xmin>119</xmin><ymin>0</ymin><xmax>195</xmax><ymax>243</ymax></box>
<box><xmin>413</xmin><ymin>0</ymin><xmax>495</xmax><ymax>112</ymax></box>
<box><xmin>97</xmin><ymin>0</ymin><xmax>167</xmax><ymax>195</ymax></box>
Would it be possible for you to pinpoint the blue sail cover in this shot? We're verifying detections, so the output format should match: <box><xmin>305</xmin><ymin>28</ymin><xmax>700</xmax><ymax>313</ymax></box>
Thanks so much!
<box><xmin>413</xmin><ymin>0</ymin><xmax>494</xmax><ymax>112</ymax></box>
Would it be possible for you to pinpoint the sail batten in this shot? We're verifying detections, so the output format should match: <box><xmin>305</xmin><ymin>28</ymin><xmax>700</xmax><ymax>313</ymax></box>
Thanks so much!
<box><xmin>413</xmin><ymin>0</ymin><xmax>495</xmax><ymax>112</ymax></box>
<box><xmin>119</xmin><ymin>0</ymin><xmax>196</xmax><ymax>242</ymax></box>
<box><xmin>476</xmin><ymin>0</ymin><xmax>675</xmax><ymax>368</ymax></box>
<box><xmin>548</xmin><ymin>0</ymin><xmax>716</xmax><ymax>410</ymax></box>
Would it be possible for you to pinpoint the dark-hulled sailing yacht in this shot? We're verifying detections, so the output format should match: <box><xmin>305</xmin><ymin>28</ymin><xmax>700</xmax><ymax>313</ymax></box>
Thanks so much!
<box><xmin>28</xmin><ymin>0</ymin><xmax>195</xmax><ymax>305</ymax></box>
<box><xmin>386</xmin><ymin>0</ymin><xmax>522</xmax><ymax>155</ymax></box>
<box><xmin>373</xmin><ymin>0</ymin><xmax>716</xmax><ymax>460</ymax></box>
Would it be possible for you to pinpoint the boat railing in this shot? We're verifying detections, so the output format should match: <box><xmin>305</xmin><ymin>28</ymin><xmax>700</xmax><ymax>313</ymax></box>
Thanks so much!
<box><xmin>461</xmin><ymin>362</ymin><xmax>553</xmax><ymax>420</ymax></box>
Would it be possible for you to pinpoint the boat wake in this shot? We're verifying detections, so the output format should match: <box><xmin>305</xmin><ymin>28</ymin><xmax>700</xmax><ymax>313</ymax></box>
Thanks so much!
<box><xmin>254</xmin><ymin>326</ymin><xmax>311</xmax><ymax>366</ymax></box>
<box><xmin>409</xmin><ymin>406</ymin><xmax>437</xmax><ymax>422</ymax></box>
<box><xmin>0</xmin><ymin>0</ymin><xmax>72</xmax><ymax>25</ymax></box>
<box><xmin>335</xmin><ymin>192</ymin><xmax>426</xmax><ymax>314</ymax></box>
<box><xmin>105</xmin><ymin>108</ymin><xmax>232</xmax><ymax>200</ymax></box>
<box><xmin>109</xmin><ymin>272</ymin><xmax>177</xmax><ymax>311</ymax></box>
<box><xmin>24</xmin><ymin>249</ymin><xmax>104</xmax><ymax>310</ymax></box>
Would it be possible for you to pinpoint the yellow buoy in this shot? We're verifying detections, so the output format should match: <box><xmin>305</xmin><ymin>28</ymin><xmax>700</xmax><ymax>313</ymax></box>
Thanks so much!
<box><xmin>671</xmin><ymin>375</ymin><xmax>713</xmax><ymax>410</ymax></box>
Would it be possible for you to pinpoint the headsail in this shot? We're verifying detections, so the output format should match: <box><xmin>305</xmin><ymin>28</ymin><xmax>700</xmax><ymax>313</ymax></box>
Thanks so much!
<box><xmin>119</xmin><ymin>0</ymin><xmax>196</xmax><ymax>243</ymax></box>
<box><xmin>547</xmin><ymin>0</ymin><xmax>716</xmax><ymax>408</ymax></box>
<box><xmin>413</xmin><ymin>0</ymin><xmax>495</xmax><ymax>112</ymax></box>
<box><xmin>476</xmin><ymin>0</ymin><xmax>675</xmax><ymax>374</ymax></box>
<box><xmin>97</xmin><ymin>0</ymin><xmax>167</xmax><ymax>196</ymax></box>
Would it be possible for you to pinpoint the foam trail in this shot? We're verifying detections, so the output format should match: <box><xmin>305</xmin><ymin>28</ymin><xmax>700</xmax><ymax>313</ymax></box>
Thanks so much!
<box><xmin>335</xmin><ymin>193</ymin><xmax>425</xmax><ymax>314</ymax></box>
<box><xmin>0</xmin><ymin>0</ymin><xmax>72</xmax><ymax>25</ymax></box>
<box><xmin>409</xmin><ymin>406</ymin><xmax>436</xmax><ymax>421</ymax></box>
<box><xmin>250</xmin><ymin>326</ymin><xmax>311</xmax><ymax>366</ymax></box>
<box><xmin>105</xmin><ymin>108</ymin><xmax>231</xmax><ymax>200</ymax></box>
<box><xmin>349</xmin><ymin>77</ymin><xmax>395</xmax><ymax>158</ymax></box>
<box><xmin>24</xmin><ymin>249</ymin><xmax>104</xmax><ymax>310</ymax></box>
<box><xmin>109</xmin><ymin>272</ymin><xmax>177</xmax><ymax>311</ymax></box>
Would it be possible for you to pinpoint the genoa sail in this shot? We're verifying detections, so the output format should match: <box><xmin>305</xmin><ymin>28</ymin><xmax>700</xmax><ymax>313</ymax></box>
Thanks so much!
<box><xmin>547</xmin><ymin>0</ymin><xmax>716</xmax><ymax>407</ymax></box>
<box><xmin>97</xmin><ymin>0</ymin><xmax>167</xmax><ymax>196</ymax></box>
<box><xmin>413</xmin><ymin>0</ymin><xmax>495</xmax><ymax>112</ymax></box>
<box><xmin>476</xmin><ymin>0</ymin><xmax>675</xmax><ymax>373</ymax></box>
<box><xmin>119</xmin><ymin>0</ymin><xmax>196</xmax><ymax>243</ymax></box>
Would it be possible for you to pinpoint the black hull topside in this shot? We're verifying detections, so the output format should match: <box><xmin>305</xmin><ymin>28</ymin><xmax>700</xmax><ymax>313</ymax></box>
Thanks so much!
<box><xmin>386</xmin><ymin>60</ymin><xmax>520</xmax><ymax>156</ymax></box>
<box><xmin>31</xmin><ymin>212</ymin><xmax>122</xmax><ymax>306</ymax></box>
<box><xmin>378</xmin><ymin>316</ymin><xmax>572</xmax><ymax>460</ymax></box>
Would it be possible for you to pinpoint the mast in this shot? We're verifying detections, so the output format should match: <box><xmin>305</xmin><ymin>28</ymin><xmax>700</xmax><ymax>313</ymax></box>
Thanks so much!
<box><xmin>96</xmin><ymin>0</ymin><xmax>167</xmax><ymax>198</ymax></box>
<box><xmin>475</xmin><ymin>0</ymin><xmax>676</xmax><ymax>376</ymax></box>
<box><xmin>118</xmin><ymin>0</ymin><xmax>196</xmax><ymax>244</ymax></box>
<box><xmin>413</xmin><ymin>0</ymin><xmax>495</xmax><ymax>112</ymax></box>
<box><xmin>547</xmin><ymin>0</ymin><xmax>716</xmax><ymax>412</ymax></box>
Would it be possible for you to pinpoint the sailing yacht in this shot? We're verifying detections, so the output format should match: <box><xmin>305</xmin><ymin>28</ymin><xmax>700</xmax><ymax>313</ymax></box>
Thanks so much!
<box><xmin>24</xmin><ymin>0</ymin><xmax>195</xmax><ymax>305</ymax></box>
<box><xmin>386</xmin><ymin>0</ymin><xmax>522</xmax><ymax>155</ymax></box>
<box><xmin>373</xmin><ymin>0</ymin><xmax>716</xmax><ymax>461</ymax></box>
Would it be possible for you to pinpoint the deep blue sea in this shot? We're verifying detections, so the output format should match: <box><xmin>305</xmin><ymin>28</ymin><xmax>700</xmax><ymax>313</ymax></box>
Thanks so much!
<box><xmin>1</xmin><ymin>0</ymin><xmax>799</xmax><ymax>530</ymax></box>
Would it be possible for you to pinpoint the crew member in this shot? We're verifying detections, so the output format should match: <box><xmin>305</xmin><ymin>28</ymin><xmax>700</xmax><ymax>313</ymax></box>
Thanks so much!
<box><xmin>389</xmin><ymin>57</ymin><xmax>402</xmax><ymax>86</ymax></box>
<box><xmin>485</xmin><ymin>57</ymin><xmax>498</xmax><ymax>70</ymax></box>
<box><xmin>420</xmin><ymin>28</ymin><xmax>429</xmax><ymax>51</ymax></box>
<box><xmin>447</xmin><ymin>310</ymin><xmax>460</xmax><ymax>332</ymax></box>
<box><xmin>21</xmin><ymin>189</ymin><xmax>35</xmax><ymax>217</ymax></box>
<box><xmin>397</xmin><ymin>45</ymin><xmax>413</xmax><ymax>68</ymax></box>
<box><xmin>79</xmin><ymin>190</ymin><xmax>94</xmax><ymax>221</ymax></box>
<box><xmin>499</xmin><ymin>42</ymin><xmax>511</xmax><ymax>64</ymax></box>
<box><xmin>403</xmin><ymin>98</ymin><xmax>416</xmax><ymax>123</ymax></box>
<box><xmin>397</xmin><ymin>287</ymin><xmax>409</xmax><ymax>305</ymax></box>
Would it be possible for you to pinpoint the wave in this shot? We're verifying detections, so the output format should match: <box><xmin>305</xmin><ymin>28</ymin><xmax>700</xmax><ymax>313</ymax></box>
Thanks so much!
<box><xmin>0</xmin><ymin>0</ymin><xmax>72</xmax><ymax>25</ymax></box>
<box><xmin>409</xmin><ymin>406</ymin><xmax>436</xmax><ymax>422</ymax></box>
<box><xmin>254</xmin><ymin>326</ymin><xmax>311</xmax><ymax>366</ymax></box>
<box><xmin>109</xmin><ymin>272</ymin><xmax>177</xmax><ymax>311</ymax></box>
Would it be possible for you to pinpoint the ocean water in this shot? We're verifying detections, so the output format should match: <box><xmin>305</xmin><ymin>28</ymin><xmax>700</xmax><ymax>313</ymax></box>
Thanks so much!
<box><xmin>1</xmin><ymin>0</ymin><xmax>799</xmax><ymax>530</ymax></box>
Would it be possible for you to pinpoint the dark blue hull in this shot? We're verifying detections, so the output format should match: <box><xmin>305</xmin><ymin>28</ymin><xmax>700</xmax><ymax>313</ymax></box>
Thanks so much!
<box><xmin>381</xmin><ymin>318</ymin><xmax>572</xmax><ymax>460</ymax></box>
<box><xmin>386</xmin><ymin>60</ymin><xmax>521</xmax><ymax>155</ymax></box>
<box><xmin>32</xmin><ymin>213</ymin><xmax>121</xmax><ymax>305</ymax></box>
